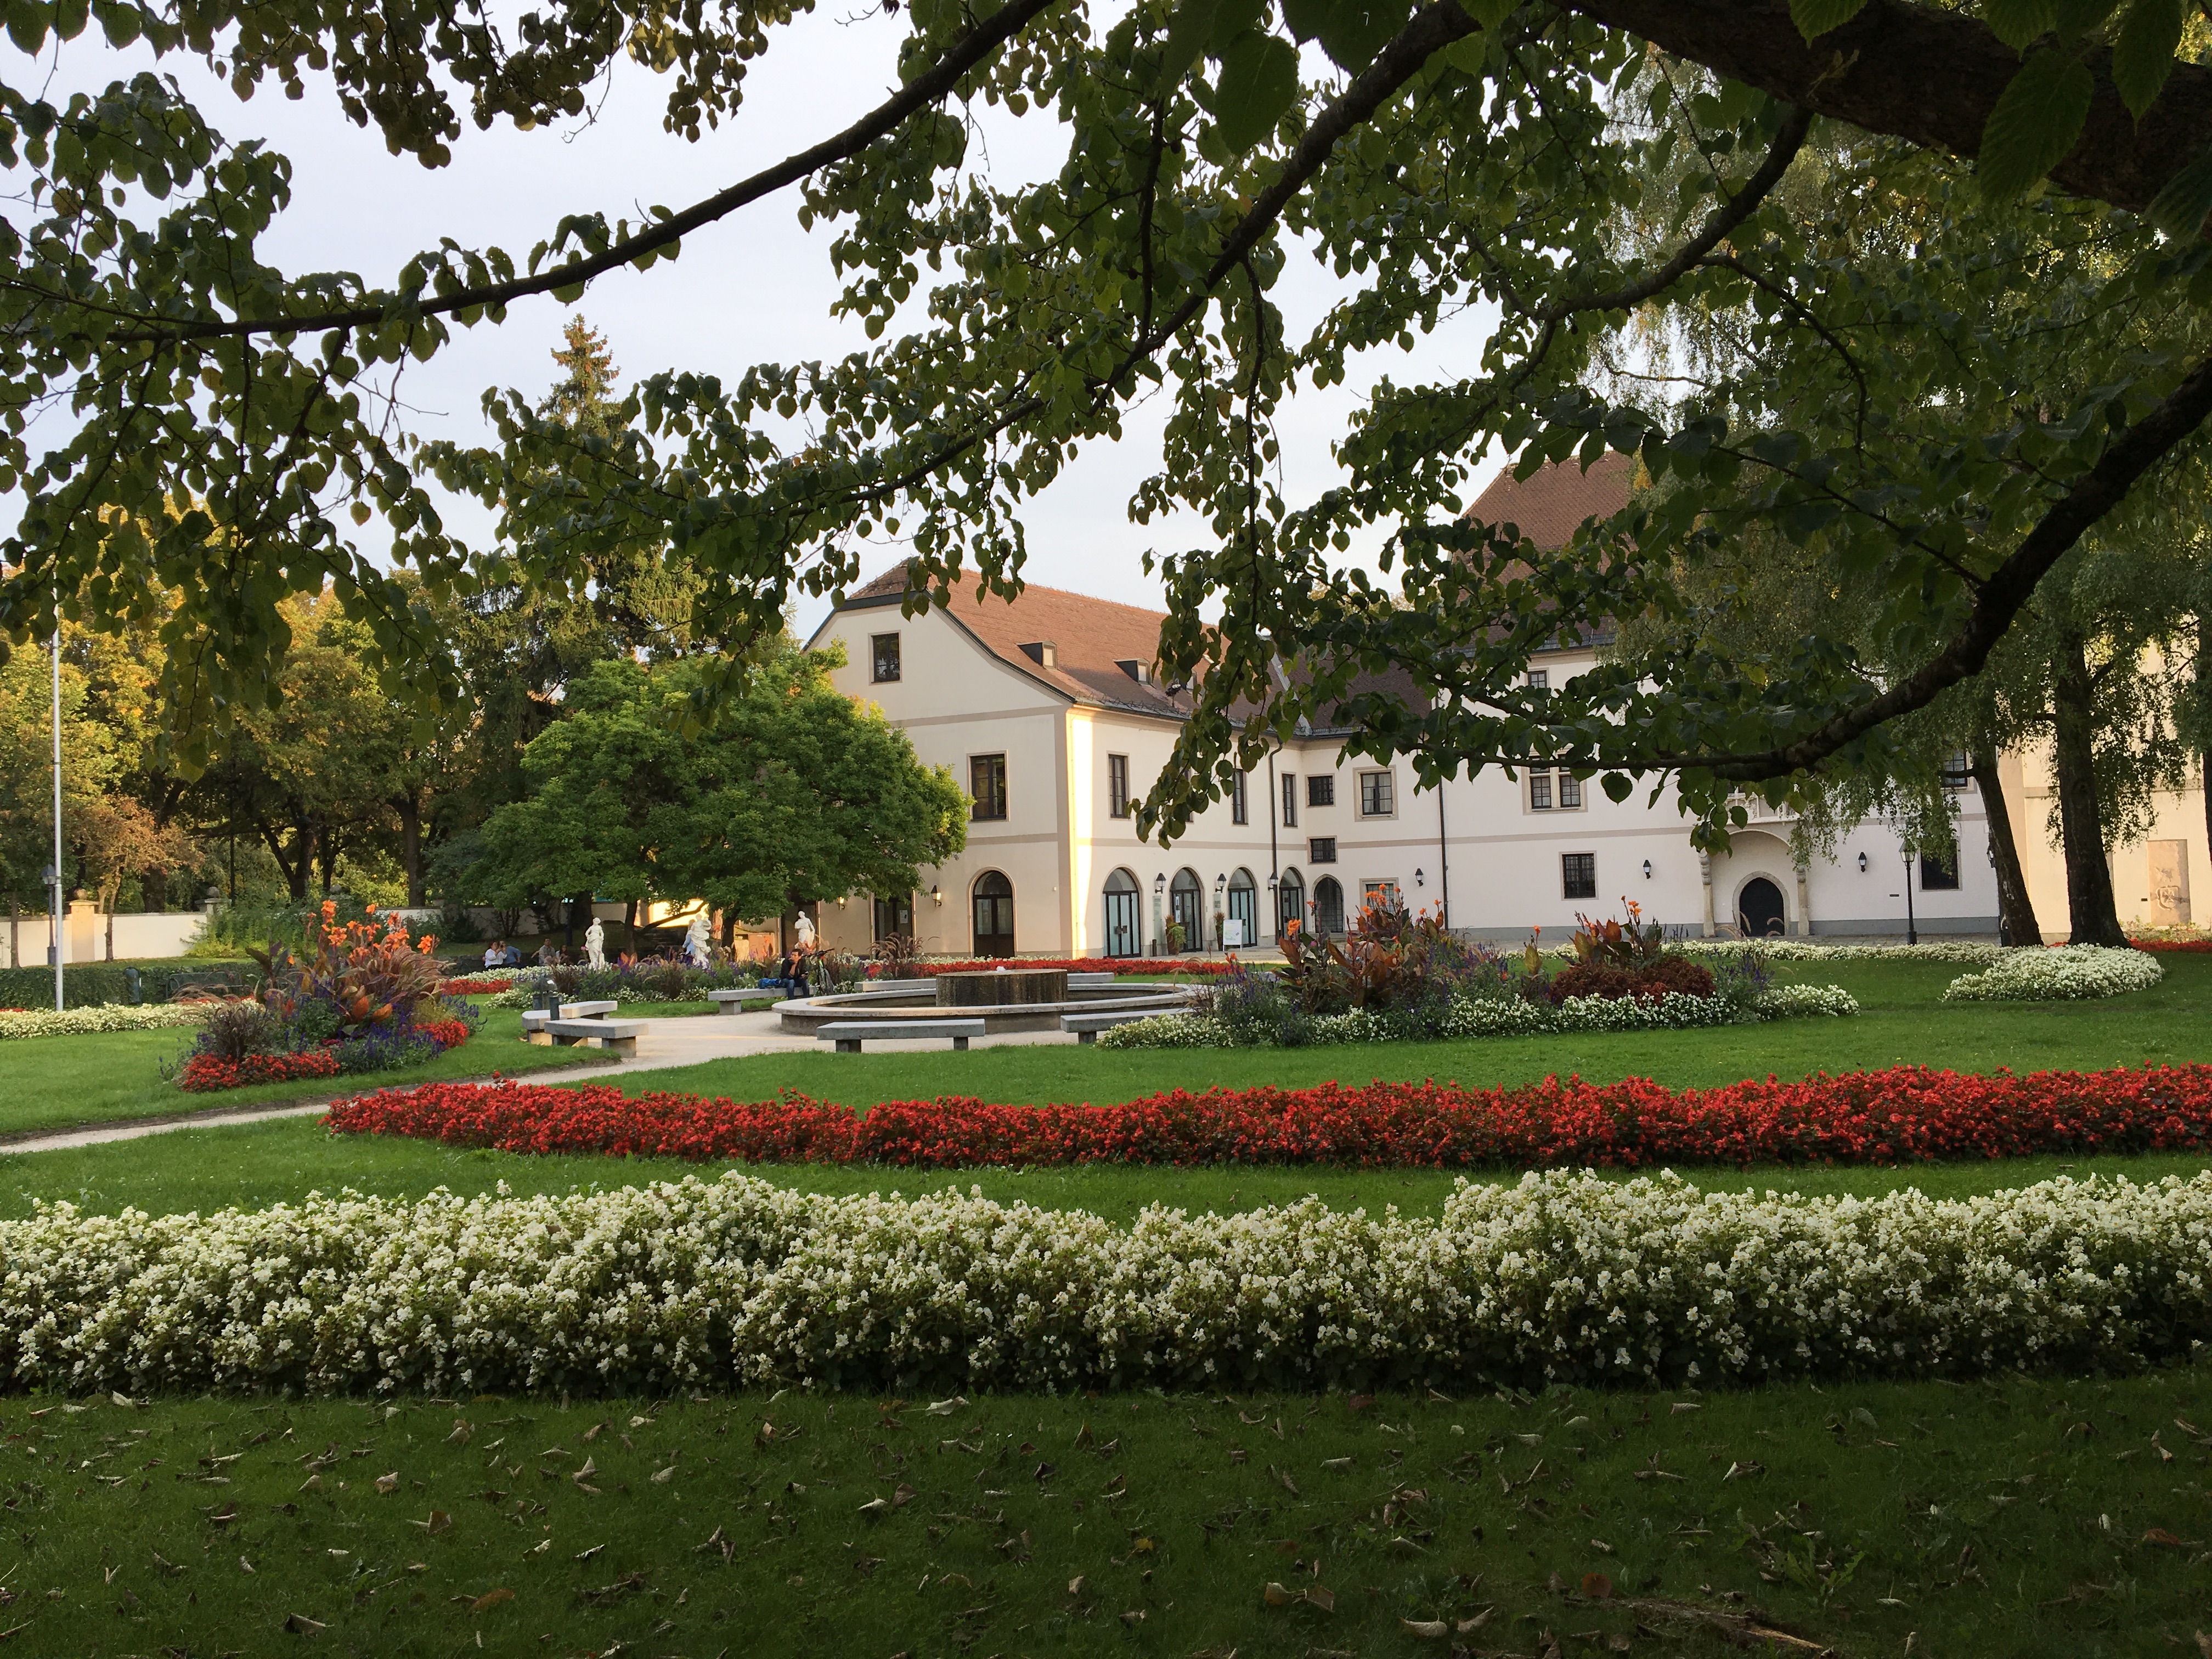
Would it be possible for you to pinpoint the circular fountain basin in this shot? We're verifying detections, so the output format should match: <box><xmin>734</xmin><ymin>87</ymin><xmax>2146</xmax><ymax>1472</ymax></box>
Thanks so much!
<box><xmin>774</xmin><ymin>973</ymin><xmax>1195</xmax><ymax>1035</ymax></box>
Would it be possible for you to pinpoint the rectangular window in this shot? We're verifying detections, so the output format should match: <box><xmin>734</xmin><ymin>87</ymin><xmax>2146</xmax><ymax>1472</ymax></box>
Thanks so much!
<box><xmin>1526</xmin><ymin>669</ymin><xmax>1549</xmax><ymax>698</ymax></box>
<box><xmin>1530</xmin><ymin>771</ymin><xmax>1553</xmax><ymax>810</ymax></box>
<box><xmin>1310</xmin><ymin>837</ymin><xmax>1338</xmax><ymax>864</ymax></box>
<box><xmin>1940</xmin><ymin>752</ymin><xmax>1971</xmax><ymax>792</ymax></box>
<box><xmin>1920</xmin><ymin>853</ymin><xmax>1960</xmax><ymax>890</ymax></box>
<box><xmin>1558</xmin><ymin>770</ymin><xmax>1582</xmax><ymax>809</ymax></box>
<box><xmin>1232</xmin><ymin>768</ymin><xmax>1249</xmax><ymax>825</ymax></box>
<box><xmin>1362</xmin><ymin>879</ymin><xmax>1402</xmax><ymax>912</ymax></box>
<box><xmin>1108</xmin><ymin>754</ymin><xmax>1130</xmax><ymax>819</ymax></box>
<box><xmin>1358</xmin><ymin>770</ymin><xmax>1395</xmax><ymax>817</ymax></box>
<box><xmin>969</xmin><ymin>754</ymin><xmax>1008</xmax><ymax>821</ymax></box>
<box><xmin>1561</xmin><ymin>852</ymin><xmax>1596</xmax><ymax>899</ymax></box>
<box><xmin>871</xmin><ymin>633</ymin><xmax>901</xmax><ymax>683</ymax></box>
<box><xmin>1282</xmin><ymin>775</ymin><xmax>1297</xmax><ymax>828</ymax></box>
<box><xmin>1307</xmin><ymin>775</ymin><xmax>1335</xmax><ymax>808</ymax></box>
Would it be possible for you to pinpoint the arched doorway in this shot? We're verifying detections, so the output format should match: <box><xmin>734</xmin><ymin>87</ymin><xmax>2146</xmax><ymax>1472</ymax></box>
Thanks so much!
<box><xmin>1169</xmin><ymin>868</ymin><xmax>1204</xmax><ymax>952</ymax></box>
<box><xmin>1102</xmin><ymin>868</ymin><xmax>1141</xmax><ymax>959</ymax></box>
<box><xmin>1277</xmin><ymin>868</ymin><xmax>1304</xmax><ymax>938</ymax></box>
<box><xmin>972</xmin><ymin>871</ymin><xmax>1015</xmax><ymax>957</ymax></box>
<box><xmin>1312</xmin><ymin>876</ymin><xmax>1346</xmax><ymax>936</ymax></box>
<box><xmin>1226</xmin><ymin>868</ymin><xmax>1258</xmax><ymax>949</ymax></box>
<box><xmin>1736</xmin><ymin>876</ymin><xmax>1786</xmax><ymax>938</ymax></box>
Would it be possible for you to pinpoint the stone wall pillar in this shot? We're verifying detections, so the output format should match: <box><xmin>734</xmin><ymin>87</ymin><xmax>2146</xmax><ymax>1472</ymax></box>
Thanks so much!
<box><xmin>1698</xmin><ymin>849</ymin><xmax>1716</xmax><ymax>937</ymax></box>
<box><xmin>1794</xmin><ymin>861</ymin><xmax>1812</xmax><ymax>938</ymax></box>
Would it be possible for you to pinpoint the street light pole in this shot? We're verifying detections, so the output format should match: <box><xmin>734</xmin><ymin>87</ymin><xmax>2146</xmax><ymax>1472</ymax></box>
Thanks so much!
<box><xmin>49</xmin><ymin>602</ymin><xmax>63</xmax><ymax>1012</ymax></box>
<box><xmin>1901</xmin><ymin>844</ymin><xmax>1918</xmax><ymax>946</ymax></box>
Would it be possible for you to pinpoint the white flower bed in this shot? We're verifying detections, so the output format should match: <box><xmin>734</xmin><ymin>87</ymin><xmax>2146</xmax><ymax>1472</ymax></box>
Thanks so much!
<box><xmin>1096</xmin><ymin>985</ymin><xmax>1856</xmax><ymax>1049</ymax></box>
<box><xmin>1942</xmin><ymin>945</ymin><xmax>2163</xmax><ymax>1003</ymax></box>
<box><xmin>4</xmin><ymin>1170</ymin><xmax>2206</xmax><ymax>1395</ymax></box>
<box><xmin>0</xmin><ymin>1003</ymin><xmax>211</xmax><ymax>1040</ymax></box>
<box><xmin>1675</xmin><ymin>939</ymin><xmax>2003</xmax><ymax>964</ymax></box>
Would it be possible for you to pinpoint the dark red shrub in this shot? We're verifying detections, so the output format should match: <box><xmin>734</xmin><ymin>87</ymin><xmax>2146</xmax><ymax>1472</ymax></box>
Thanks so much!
<box><xmin>1548</xmin><ymin>963</ymin><xmax>1638</xmax><ymax>1004</ymax></box>
<box><xmin>1635</xmin><ymin>957</ymin><xmax>1715</xmax><ymax>999</ymax></box>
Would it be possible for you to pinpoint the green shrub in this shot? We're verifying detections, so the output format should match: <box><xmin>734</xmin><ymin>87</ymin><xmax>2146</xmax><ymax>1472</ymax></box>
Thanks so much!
<box><xmin>0</xmin><ymin>961</ymin><xmax>260</xmax><ymax>1009</ymax></box>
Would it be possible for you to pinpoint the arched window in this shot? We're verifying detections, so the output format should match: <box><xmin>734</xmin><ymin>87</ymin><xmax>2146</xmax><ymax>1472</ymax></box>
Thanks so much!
<box><xmin>1312</xmin><ymin>876</ymin><xmax>1345</xmax><ymax>936</ymax></box>
<box><xmin>1102</xmin><ymin>867</ymin><xmax>1141</xmax><ymax>959</ymax></box>
<box><xmin>1169</xmin><ymin>868</ymin><xmax>1204</xmax><ymax>952</ymax></box>
<box><xmin>1277</xmin><ymin>868</ymin><xmax>1305</xmax><ymax>936</ymax></box>
<box><xmin>1226</xmin><ymin>868</ymin><xmax>1258</xmax><ymax>948</ymax></box>
<box><xmin>972</xmin><ymin>871</ymin><xmax>1015</xmax><ymax>957</ymax></box>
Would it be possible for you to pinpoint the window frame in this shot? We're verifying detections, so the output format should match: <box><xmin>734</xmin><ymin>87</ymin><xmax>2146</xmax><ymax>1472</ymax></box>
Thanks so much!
<box><xmin>1309</xmin><ymin>836</ymin><xmax>1338</xmax><ymax>864</ymax></box>
<box><xmin>1231</xmin><ymin>768</ymin><xmax>1249</xmax><ymax>825</ymax></box>
<box><xmin>1561</xmin><ymin>851</ymin><xmax>1597</xmax><ymax>900</ymax></box>
<box><xmin>1920</xmin><ymin>851</ymin><xmax>1960</xmax><ymax>891</ymax></box>
<box><xmin>870</xmin><ymin>632</ymin><xmax>902</xmax><ymax>684</ymax></box>
<box><xmin>1282</xmin><ymin>774</ymin><xmax>1297</xmax><ymax>828</ymax></box>
<box><xmin>1530</xmin><ymin>771</ymin><xmax>1553</xmax><ymax>811</ymax></box>
<box><xmin>1357</xmin><ymin>769</ymin><xmax>1396</xmax><ymax>818</ymax></box>
<box><xmin>1306</xmin><ymin>775</ymin><xmax>1335</xmax><ymax>809</ymax></box>
<box><xmin>1107</xmin><ymin>753</ymin><xmax>1131</xmax><ymax>819</ymax></box>
<box><xmin>969</xmin><ymin>753</ymin><xmax>1009</xmax><ymax>822</ymax></box>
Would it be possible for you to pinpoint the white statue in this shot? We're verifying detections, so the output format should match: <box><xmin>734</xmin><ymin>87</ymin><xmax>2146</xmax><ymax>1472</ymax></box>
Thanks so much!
<box><xmin>584</xmin><ymin>917</ymin><xmax>607</xmax><ymax>969</ymax></box>
<box><xmin>684</xmin><ymin>911</ymin><xmax>712</xmax><ymax>965</ymax></box>
<box><xmin>794</xmin><ymin>911</ymin><xmax>817</xmax><ymax>950</ymax></box>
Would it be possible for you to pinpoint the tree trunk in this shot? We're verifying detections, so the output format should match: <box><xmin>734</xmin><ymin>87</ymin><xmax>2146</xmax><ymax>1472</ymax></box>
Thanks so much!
<box><xmin>2051</xmin><ymin>635</ymin><xmax>2128</xmax><ymax>945</ymax></box>
<box><xmin>264</xmin><ymin>820</ymin><xmax>314</xmax><ymax>901</ymax></box>
<box><xmin>624</xmin><ymin>898</ymin><xmax>638</xmax><ymax>958</ymax></box>
<box><xmin>317</xmin><ymin>827</ymin><xmax>339</xmax><ymax>896</ymax></box>
<box><xmin>1969</xmin><ymin>748</ymin><xmax>2041</xmax><ymax>945</ymax></box>
<box><xmin>394</xmin><ymin>793</ymin><xmax>426</xmax><ymax>907</ymax></box>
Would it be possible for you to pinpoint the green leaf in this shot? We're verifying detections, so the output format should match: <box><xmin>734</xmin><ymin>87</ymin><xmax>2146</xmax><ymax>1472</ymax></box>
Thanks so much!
<box><xmin>2111</xmin><ymin>0</ymin><xmax>2185</xmax><ymax>117</ymax></box>
<box><xmin>1976</xmin><ymin>46</ymin><xmax>2093</xmax><ymax>200</ymax></box>
<box><xmin>1980</xmin><ymin>0</ymin><xmax>2056</xmax><ymax>49</ymax></box>
<box><xmin>1211</xmin><ymin>29</ymin><xmax>1300</xmax><ymax>154</ymax></box>
<box><xmin>2052</xmin><ymin>0</ymin><xmax>2120</xmax><ymax>32</ymax></box>
<box><xmin>1158</xmin><ymin>0</ymin><xmax>1226</xmax><ymax>91</ymax></box>
<box><xmin>2146</xmin><ymin>147</ymin><xmax>2212</xmax><ymax>238</ymax></box>
<box><xmin>1788</xmin><ymin>0</ymin><xmax>1867</xmax><ymax>40</ymax></box>
<box><xmin>1286</xmin><ymin>0</ymin><xmax>1411</xmax><ymax>71</ymax></box>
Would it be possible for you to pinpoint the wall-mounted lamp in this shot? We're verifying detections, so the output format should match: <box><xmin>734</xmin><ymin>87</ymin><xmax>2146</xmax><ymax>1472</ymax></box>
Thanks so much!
<box><xmin>929</xmin><ymin>884</ymin><xmax>943</xmax><ymax>906</ymax></box>
<box><xmin>1641</xmin><ymin>859</ymin><xmax>1652</xmax><ymax>880</ymax></box>
<box><xmin>1857</xmin><ymin>851</ymin><xmax>1869</xmax><ymax>873</ymax></box>
<box><xmin>1154</xmin><ymin>872</ymin><xmax>1167</xmax><ymax>897</ymax></box>
<box><xmin>1414</xmin><ymin>867</ymin><xmax>1425</xmax><ymax>888</ymax></box>
<box><xmin>835</xmin><ymin>895</ymin><xmax>847</xmax><ymax>909</ymax></box>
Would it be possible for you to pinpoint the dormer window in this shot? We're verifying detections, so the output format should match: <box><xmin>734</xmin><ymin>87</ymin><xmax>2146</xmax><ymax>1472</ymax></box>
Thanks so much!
<box><xmin>1021</xmin><ymin>641</ymin><xmax>1059</xmax><ymax>668</ymax></box>
<box><xmin>1116</xmin><ymin>659</ymin><xmax>1153</xmax><ymax>685</ymax></box>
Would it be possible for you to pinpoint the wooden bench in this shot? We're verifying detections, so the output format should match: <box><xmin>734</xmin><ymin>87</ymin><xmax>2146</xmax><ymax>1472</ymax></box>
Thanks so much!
<box><xmin>816</xmin><ymin>1019</ymin><xmax>985</xmax><ymax>1054</ymax></box>
<box><xmin>541</xmin><ymin>1018</ymin><xmax>649</xmax><ymax>1058</ymax></box>
<box><xmin>1060</xmin><ymin>1011</ymin><xmax>1159</xmax><ymax>1045</ymax></box>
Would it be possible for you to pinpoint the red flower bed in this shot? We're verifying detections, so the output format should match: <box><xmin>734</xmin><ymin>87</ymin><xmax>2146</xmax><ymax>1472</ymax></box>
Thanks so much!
<box><xmin>181</xmin><ymin>1050</ymin><xmax>344</xmax><ymax>1093</ymax></box>
<box><xmin>438</xmin><ymin>977</ymin><xmax>512</xmax><ymax>995</ymax></box>
<box><xmin>888</xmin><ymin>957</ymin><xmax>1239</xmax><ymax>978</ymax></box>
<box><xmin>416</xmin><ymin>1018</ymin><xmax>474</xmax><ymax>1051</ymax></box>
<box><xmin>325</xmin><ymin>1063</ymin><xmax>2212</xmax><ymax>1169</ymax></box>
<box><xmin>2132</xmin><ymin>939</ymin><xmax>2212</xmax><ymax>953</ymax></box>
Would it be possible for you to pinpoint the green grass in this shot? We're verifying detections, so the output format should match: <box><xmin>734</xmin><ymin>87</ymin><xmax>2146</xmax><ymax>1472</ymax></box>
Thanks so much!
<box><xmin>0</xmin><ymin>1006</ymin><xmax>616</xmax><ymax>1139</ymax></box>
<box><xmin>12</xmin><ymin>1373</ymin><xmax>2212</xmax><ymax>1656</ymax></box>
<box><xmin>622</xmin><ymin>956</ymin><xmax>2212</xmax><ymax>1109</ymax></box>
<box><xmin>8</xmin><ymin>1111</ymin><xmax>2212</xmax><ymax>1227</ymax></box>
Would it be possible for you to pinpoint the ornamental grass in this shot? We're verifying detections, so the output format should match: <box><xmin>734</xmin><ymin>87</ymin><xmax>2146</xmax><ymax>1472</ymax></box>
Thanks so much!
<box><xmin>327</xmin><ymin>1063</ymin><xmax>2212</xmax><ymax>1170</ymax></box>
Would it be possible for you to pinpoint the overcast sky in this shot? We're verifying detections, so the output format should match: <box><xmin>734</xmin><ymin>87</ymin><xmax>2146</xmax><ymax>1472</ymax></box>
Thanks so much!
<box><xmin>27</xmin><ymin>9</ymin><xmax>1502</xmax><ymax>637</ymax></box>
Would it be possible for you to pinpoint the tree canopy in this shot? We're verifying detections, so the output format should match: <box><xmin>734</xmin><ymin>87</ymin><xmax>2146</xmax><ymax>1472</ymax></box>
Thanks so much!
<box><xmin>4</xmin><ymin>0</ymin><xmax>2210</xmax><ymax>843</ymax></box>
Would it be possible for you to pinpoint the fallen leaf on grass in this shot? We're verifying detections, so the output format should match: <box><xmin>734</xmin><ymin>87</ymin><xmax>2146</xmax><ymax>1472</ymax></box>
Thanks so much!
<box><xmin>1263</xmin><ymin>1582</ymin><xmax>1335</xmax><ymax>1612</ymax></box>
<box><xmin>446</xmin><ymin>1420</ymin><xmax>472</xmax><ymax>1446</ymax></box>
<box><xmin>1723</xmin><ymin>1462</ymin><xmax>1764</xmax><ymax>1482</ymax></box>
<box><xmin>924</xmin><ymin>1396</ymin><xmax>969</xmax><ymax>1417</ymax></box>
<box><xmin>859</xmin><ymin>1498</ymin><xmax>891</xmax><ymax>1517</ymax></box>
<box><xmin>1401</xmin><ymin>1618</ymin><xmax>1448</xmax><ymax>1637</ymax></box>
<box><xmin>408</xmin><ymin>1510</ymin><xmax>452</xmax><ymax>1534</ymax></box>
<box><xmin>1582</xmin><ymin>1573</ymin><xmax>1613</xmax><ymax>1599</ymax></box>
<box><xmin>1671</xmin><ymin>1402</ymin><xmax>1701</xmax><ymax>1415</ymax></box>
<box><xmin>893</xmin><ymin>1483</ymin><xmax>917</xmax><ymax>1506</ymax></box>
<box><xmin>283</xmin><ymin>1612</ymin><xmax>325</xmax><ymax>1635</ymax></box>
<box><xmin>374</xmin><ymin>1472</ymin><xmax>398</xmax><ymax>1495</ymax></box>
<box><xmin>470</xmin><ymin>1588</ymin><xmax>514</xmax><ymax>1612</ymax></box>
<box><xmin>2192</xmin><ymin>1632</ymin><xmax>2212</xmax><ymax>1658</ymax></box>
<box><xmin>239</xmin><ymin>1558</ymin><xmax>254</xmax><ymax>1574</ymax></box>
<box><xmin>1348</xmin><ymin>1395</ymin><xmax>1375</xmax><ymax>1414</ymax></box>
<box><xmin>651</xmin><ymin>1465</ymin><xmax>678</xmax><ymax>1485</ymax></box>
<box><xmin>582</xmin><ymin>1423</ymin><xmax>606</xmax><ymax>1442</ymax></box>
<box><xmin>2144</xmin><ymin>1528</ymin><xmax>2199</xmax><ymax>1549</ymax></box>
<box><xmin>1119</xmin><ymin>1609</ymin><xmax>1146</xmax><ymax>1627</ymax></box>
<box><xmin>1066</xmin><ymin>1576</ymin><xmax>1084</xmax><ymax>1596</ymax></box>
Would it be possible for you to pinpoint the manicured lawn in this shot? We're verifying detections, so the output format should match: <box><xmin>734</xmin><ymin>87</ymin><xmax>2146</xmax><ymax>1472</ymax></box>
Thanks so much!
<box><xmin>618</xmin><ymin>956</ymin><xmax>2212</xmax><ymax>1108</ymax></box>
<box><xmin>0</xmin><ymin>1005</ymin><xmax>628</xmax><ymax>1139</ymax></box>
<box><xmin>10</xmin><ymin>1373</ymin><xmax>2208</xmax><ymax>1657</ymax></box>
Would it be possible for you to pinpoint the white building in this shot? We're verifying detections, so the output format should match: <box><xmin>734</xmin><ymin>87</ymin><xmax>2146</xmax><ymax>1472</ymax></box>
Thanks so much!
<box><xmin>802</xmin><ymin>456</ymin><xmax>2023</xmax><ymax>957</ymax></box>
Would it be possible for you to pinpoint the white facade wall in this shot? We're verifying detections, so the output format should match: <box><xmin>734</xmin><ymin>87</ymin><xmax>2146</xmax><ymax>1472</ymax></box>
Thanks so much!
<box><xmin>803</xmin><ymin>608</ymin><xmax>2005</xmax><ymax>954</ymax></box>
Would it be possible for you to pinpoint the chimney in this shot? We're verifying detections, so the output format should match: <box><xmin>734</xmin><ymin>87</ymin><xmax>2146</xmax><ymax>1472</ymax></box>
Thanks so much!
<box><xmin>1020</xmin><ymin>640</ymin><xmax>1058</xmax><ymax>668</ymax></box>
<box><xmin>1116</xmin><ymin>658</ymin><xmax>1153</xmax><ymax>685</ymax></box>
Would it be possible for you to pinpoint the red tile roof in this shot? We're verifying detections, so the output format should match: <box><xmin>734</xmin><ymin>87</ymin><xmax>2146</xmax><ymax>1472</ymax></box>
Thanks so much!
<box><xmin>841</xmin><ymin>565</ymin><xmax>1194</xmax><ymax>718</ymax></box>
<box><xmin>1465</xmin><ymin>451</ymin><xmax>1635</xmax><ymax>551</ymax></box>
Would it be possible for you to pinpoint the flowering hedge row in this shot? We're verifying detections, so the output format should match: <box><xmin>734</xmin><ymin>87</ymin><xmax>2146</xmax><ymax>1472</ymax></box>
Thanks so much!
<box><xmin>0</xmin><ymin>1003</ymin><xmax>210</xmax><ymax>1040</ymax></box>
<box><xmin>1678</xmin><ymin>939</ymin><xmax>2003</xmax><ymax>964</ymax></box>
<box><xmin>7</xmin><ymin>1170</ymin><xmax>2209</xmax><ymax>1394</ymax></box>
<box><xmin>2133</xmin><ymin>938</ymin><xmax>2212</xmax><ymax>954</ymax></box>
<box><xmin>328</xmin><ymin>1063</ymin><xmax>2212</xmax><ymax>1170</ymax></box>
<box><xmin>438</xmin><ymin>977</ymin><xmax>515</xmax><ymax>996</ymax></box>
<box><xmin>179</xmin><ymin>1049</ymin><xmax>343</xmax><ymax>1092</ymax></box>
<box><xmin>1943</xmin><ymin>945</ymin><xmax>2163</xmax><ymax>1002</ymax></box>
<box><xmin>901</xmin><ymin>957</ymin><xmax>1238</xmax><ymax>977</ymax></box>
<box><xmin>1096</xmin><ymin>983</ymin><xmax>1857</xmax><ymax>1049</ymax></box>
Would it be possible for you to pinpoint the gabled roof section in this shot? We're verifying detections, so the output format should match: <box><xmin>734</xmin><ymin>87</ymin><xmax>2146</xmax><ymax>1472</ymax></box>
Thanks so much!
<box><xmin>1466</xmin><ymin>450</ymin><xmax>1634</xmax><ymax>552</ymax></box>
<box><xmin>837</xmin><ymin>563</ymin><xmax>1196</xmax><ymax>719</ymax></box>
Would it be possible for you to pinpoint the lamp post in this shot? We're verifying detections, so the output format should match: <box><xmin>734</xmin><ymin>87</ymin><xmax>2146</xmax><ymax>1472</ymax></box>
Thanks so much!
<box><xmin>1901</xmin><ymin>844</ymin><xmax>1918</xmax><ymax>946</ymax></box>
<box><xmin>48</xmin><ymin>600</ymin><xmax>62</xmax><ymax>1012</ymax></box>
<box><xmin>1211</xmin><ymin>872</ymin><xmax>1226</xmax><ymax>953</ymax></box>
<box><xmin>1267</xmin><ymin>874</ymin><xmax>1278</xmax><ymax>945</ymax></box>
<box><xmin>1152</xmin><ymin>872</ymin><xmax>1166</xmax><ymax>957</ymax></box>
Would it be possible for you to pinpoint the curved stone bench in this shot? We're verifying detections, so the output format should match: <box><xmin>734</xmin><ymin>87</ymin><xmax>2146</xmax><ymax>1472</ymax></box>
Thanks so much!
<box><xmin>817</xmin><ymin>1018</ymin><xmax>985</xmax><ymax>1053</ymax></box>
